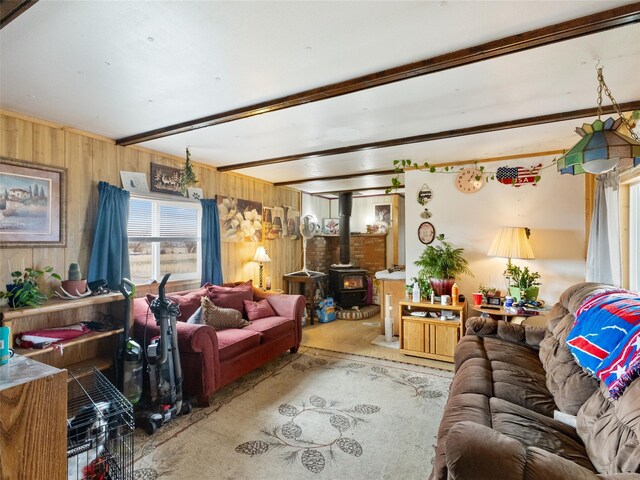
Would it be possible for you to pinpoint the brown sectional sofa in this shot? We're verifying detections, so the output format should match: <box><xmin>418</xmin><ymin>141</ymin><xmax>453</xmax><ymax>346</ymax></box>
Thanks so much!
<box><xmin>431</xmin><ymin>282</ymin><xmax>640</xmax><ymax>480</ymax></box>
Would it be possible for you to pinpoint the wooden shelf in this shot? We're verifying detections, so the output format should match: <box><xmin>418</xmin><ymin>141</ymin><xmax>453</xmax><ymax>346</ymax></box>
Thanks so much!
<box><xmin>65</xmin><ymin>355</ymin><xmax>113</xmax><ymax>382</ymax></box>
<box><xmin>0</xmin><ymin>292</ymin><xmax>123</xmax><ymax>321</ymax></box>
<box><xmin>14</xmin><ymin>328</ymin><xmax>123</xmax><ymax>359</ymax></box>
<box><xmin>400</xmin><ymin>300</ymin><xmax>466</xmax><ymax>312</ymax></box>
<box><xmin>401</xmin><ymin>315</ymin><xmax>461</xmax><ymax>326</ymax></box>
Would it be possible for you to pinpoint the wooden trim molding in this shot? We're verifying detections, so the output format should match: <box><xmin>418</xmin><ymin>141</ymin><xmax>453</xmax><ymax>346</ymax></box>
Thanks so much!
<box><xmin>219</xmin><ymin>102</ymin><xmax>640</xmax><ymax>172</ymax></box>
<box><xmin>115</xmin><ymin>4</ymin><xmax>640</xmax><ymax>146</ymax></box>
<box><xmin>0</xmin><ymin>0</ymin><xmax>37</xmax><ymax>29</ymax></box>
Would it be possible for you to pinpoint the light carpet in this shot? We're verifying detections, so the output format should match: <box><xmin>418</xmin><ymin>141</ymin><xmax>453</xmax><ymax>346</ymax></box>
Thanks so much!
<box><xmin>370</xmin><ymin>334</ymin><xmax>400</xmax><ymax>349</ymax></box>
<box><xmin>133</xmin><ymin>347</ymin><xmax>452</xmax><ymax>480</ymax></box>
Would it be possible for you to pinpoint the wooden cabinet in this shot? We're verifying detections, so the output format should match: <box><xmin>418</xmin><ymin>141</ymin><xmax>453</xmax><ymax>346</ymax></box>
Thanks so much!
<box><xmin>0</xmin><ymin>293</ymin><xmax>130</xmax><ymax>373</ymax></box>
<box><xmin>398</xmin><ymin>300</ymin><xmax>466</xmax><ymax>363</ymax></box>
<box><xmin>0</xmin><ymin>355</ymin><xmax>67</xmax><ymax>479</ymax></box>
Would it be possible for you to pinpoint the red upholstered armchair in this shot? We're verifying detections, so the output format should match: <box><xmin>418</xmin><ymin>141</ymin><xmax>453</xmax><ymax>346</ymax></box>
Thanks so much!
<box><xmin>133</xmin><ymin>284</ymin><xmax>305</xmax><ymax>407</ymax></box>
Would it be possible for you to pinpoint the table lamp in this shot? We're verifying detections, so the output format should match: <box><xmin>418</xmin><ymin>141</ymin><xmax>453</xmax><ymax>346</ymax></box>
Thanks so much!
<box><xmin>252</xmin><ymin>246</ymin><xmax>271</xmax><ymax>289</ymax></box>
<box><xmin>487</xmin><ymin>227</ymin><xmax>534</xmax><ymax>289</ymax></box>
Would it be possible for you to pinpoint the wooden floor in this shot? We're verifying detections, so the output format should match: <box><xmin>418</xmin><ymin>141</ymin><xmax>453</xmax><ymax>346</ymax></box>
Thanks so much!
<box><xmin>301</xmin><ymin>314</ymin><xmax>455</xmax><ymax>371</ymax></box>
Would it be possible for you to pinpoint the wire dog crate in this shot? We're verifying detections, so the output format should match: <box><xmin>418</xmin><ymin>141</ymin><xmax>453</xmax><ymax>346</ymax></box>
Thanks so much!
<box><xmin>67</xmin><ymin>368</ymin><xmax>134</xmax><ymax>480</ymax></box>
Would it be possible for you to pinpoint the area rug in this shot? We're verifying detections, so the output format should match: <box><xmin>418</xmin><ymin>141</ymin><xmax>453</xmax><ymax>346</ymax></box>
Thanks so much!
<box><xmin>133</xmin><ymin>347</ymin><xmax>452</xmax><ymax>480</ymax></box>
<box><xmin>370</xmin><ymin>334</ymin><xmax>400</xmax><ymax>349</ymax></box>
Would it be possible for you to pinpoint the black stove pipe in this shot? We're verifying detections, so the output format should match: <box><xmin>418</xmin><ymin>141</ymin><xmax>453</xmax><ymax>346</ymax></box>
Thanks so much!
<box><xmin>338</xmin><ymin>192</ymin><xmax>352</xmax><ymax>265</ymax></box>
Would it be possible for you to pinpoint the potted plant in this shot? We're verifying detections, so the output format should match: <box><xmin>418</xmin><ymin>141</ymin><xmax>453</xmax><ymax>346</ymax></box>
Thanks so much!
<box><xmin>0</xmin><ymin>266</ymin><xmax>61</xmax><ymax>309</ymax></box>
<box><xmin>505</xmin><ymin>264</ymin><xmax>541</xmax><ymax>302</ymax></box>
<box><xmin>408</xmin><ymin>274</ymin><xmax>433</xmax><ymax>301</ymax></box>
<box><xmin>414</xmin><ymin>234</ymin><xmax>473</xmax><ymax>296</ymax></box>
<box><xmin>478</xmin><ymin>284</ymin><xmax>501</xmax><ymax>303</ymax></box>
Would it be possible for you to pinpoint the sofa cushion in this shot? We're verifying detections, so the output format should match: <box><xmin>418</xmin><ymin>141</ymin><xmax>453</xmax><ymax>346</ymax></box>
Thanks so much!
<box><xmin>454</xmin><ymin>335</ymin><xmax>556</xmax><ymax>416</ymax></box>
<box><xmin>207</xmin><ymin>281</ymin><xmax>253</xmax><ymax>314</ymax></box>
<box><xmin>200</xmin><ymin>297</ymin><xmax>250</xmax><ymax>331</ymax></box>
<box><xmin>243</xmin><ymin>299</ymin><xmax>276</xmax><ymax>321</ymax></box>
<box><xmin>489</xmin><ymin>397</ymin><xmax>596</xmax><ymax>472</ymax></box>
<box><xmin>577</xmin><ymin>379</ymin><xmax>640</xmax><ymax>474</ymax></box>
<box><xmin>244</xmin><ymin>316</ymin><xmax>294</xmax><ymax>343</ymax></box>
<box><xmin>538</xmin><ymin>282</ymin><xmax>611</xmax><ymax>415</ymax></box>
<box><xmin>216</xmin><ymin>328</ymin><xmax>261</xmax><ymax>361</ymax></box>
<box><xmin>145</xmin><ymin>285</ymin><xmax>209</xmax><ymax>322</ymax></box>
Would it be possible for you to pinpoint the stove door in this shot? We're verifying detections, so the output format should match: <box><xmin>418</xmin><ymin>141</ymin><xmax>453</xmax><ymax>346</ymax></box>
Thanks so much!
<box><xmin>343</xmin><ymin>274</ymin><xmax>365</xmax><ymax>290</ymax></box>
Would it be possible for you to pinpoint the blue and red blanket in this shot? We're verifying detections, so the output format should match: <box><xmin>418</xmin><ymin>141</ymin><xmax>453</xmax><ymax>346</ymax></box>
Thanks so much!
<box><xmin>566</xmin><ymin>290</ymin><xmax>640</xmax><ymax>399</ymax></box>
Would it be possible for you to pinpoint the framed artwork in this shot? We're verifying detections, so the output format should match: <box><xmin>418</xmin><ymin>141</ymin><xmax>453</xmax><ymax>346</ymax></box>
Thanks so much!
<box><xmin>263</xmin><ymin>206</ymin><xmax>284</xmax><ymax>240</ymax></box>
<box><xmin>286</xmin><ymin>208</ymin><xmax>300</xmax><ymax>240</ymax></box>
<box><xmin>187</xmin><ymin>187</ymin><xmax>203</xmax><ymax>200</ymax></box>
<box><xmin>120</xmin><ymin>171</ymin><xmax>149</xmax><ymax>194</ymax></box>
<box><xmin>0</xmin><ymin>157</ymin><xmax>67</xmax><ymax>247</ymax></box>
<box><xmin>418</xmin><ymin>222</ymin><xmax>436</xmax><ymax>245</ymax></box>
<box><xmin>150</xmin><ymin>163</ymin><xmax>183</xmax><ymax>196</ymax></box>
<box><xmin>323</xmin><ymin>218</ymin><xmax>339</xmax><ymax>235</ymax></box>
<box><xmin>217</xmin><ymin>196</ymin><xmax>262</xmax><ymax>242</ymax></box>
<box><xmin>374</xmin><ymin>203</ymin><xmax>392</xmax><ymax>224</ymax></box>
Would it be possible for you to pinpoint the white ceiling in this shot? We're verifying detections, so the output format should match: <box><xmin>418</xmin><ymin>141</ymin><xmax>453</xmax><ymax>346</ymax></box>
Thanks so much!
<box><xmin>1</xmin><ymin>1</ymin><xmax>639</xmax><ymax>195</ymax></box>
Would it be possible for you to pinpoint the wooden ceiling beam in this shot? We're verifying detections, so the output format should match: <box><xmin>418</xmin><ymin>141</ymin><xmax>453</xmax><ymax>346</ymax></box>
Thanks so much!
<box><xmin>309</xmin><ymin>185</ymin><xmax>405</xmax><ymax>195</ymax></box>
<box><xmin>1</xmin><ymin>0</ymin><xmax>37</xmax><ymax>29</ymax></box>
<box><xmin>115</xmin><ymin>4</ymin><xmax>640</xmax><ymax>146</ymax></box>
<box><xmin>219</xmin><ymin>101</ymin><xmax>640</xmax><ymax>172</ymax></box>
<box><xmin>275</xmin><ymin>169</ymin><xmax>396</xmax><ymax>187</ymax></box>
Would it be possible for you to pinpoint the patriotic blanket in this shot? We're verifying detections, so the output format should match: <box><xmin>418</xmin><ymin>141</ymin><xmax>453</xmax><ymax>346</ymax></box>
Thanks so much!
<box><xmin>566</xmin><ymin>290</ymin><xmax>640</xmax><ymax>399</ymax></box>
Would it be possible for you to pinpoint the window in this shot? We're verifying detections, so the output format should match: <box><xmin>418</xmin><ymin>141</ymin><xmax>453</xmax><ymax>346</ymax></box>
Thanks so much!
<box><xmin>127</xmin><ymin>195</ymin><xmax>201</xmax><ymax>284</ymax></box>
<box><xmin>629</xmin><ymin>182</ymin><xmax>639</xmax><ymax>291</ymax></box>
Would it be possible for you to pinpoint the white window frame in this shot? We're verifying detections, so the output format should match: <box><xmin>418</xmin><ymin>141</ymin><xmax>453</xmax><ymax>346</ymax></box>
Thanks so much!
<box><xmin>128</xmin><ymin>194</ymin><xmax>202</xmax><ymax>283</ymax></box>
<box><xmin>629</xmin><ymin>182</ymin><xmax>639</xmax><ymax>292</ymax></box>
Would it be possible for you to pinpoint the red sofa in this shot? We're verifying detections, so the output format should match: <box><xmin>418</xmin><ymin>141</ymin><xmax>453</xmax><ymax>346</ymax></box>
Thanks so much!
<box><xmin>133</xmin><ymin>284</ymin><xmax>306</xmax><ymax>407</ymax></box>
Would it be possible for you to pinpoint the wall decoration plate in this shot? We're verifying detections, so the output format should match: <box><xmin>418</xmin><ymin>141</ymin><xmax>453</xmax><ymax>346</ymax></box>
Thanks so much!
<box><xmin>418</xmin><ymin>221</ymin><xmax>436</xmax><ymax>245</ymax></box>
<box><xmin>455</xmin><ymin>168</ymin><xmax>484</xmax><ymax>193</ymax></box>
<box><xmin>187</xmin><ymin>187</ymin><xmax>203</xmax><ymax>200</ymax></box>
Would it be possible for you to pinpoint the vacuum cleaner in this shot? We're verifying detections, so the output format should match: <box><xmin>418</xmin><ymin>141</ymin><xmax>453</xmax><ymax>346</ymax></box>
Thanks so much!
<box><xmin>116</xmin><ymin>278</ymin><xmax>143</xmax><ymax>405</ymax></box>
<box><xmin>119</xmin><ymin>273</ymin><xmax>191</xmax><ymax>435</ymax></box>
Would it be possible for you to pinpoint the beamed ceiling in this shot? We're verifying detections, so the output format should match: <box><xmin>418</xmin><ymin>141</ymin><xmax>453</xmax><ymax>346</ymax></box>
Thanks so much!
<box><xmin>1</xmin><ymin>1</ymin><xmax>639</xmax><ymax>196</ymax></box>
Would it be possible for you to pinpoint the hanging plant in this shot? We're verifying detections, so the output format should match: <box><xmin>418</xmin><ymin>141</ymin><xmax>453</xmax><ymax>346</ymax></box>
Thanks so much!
<box><xmin>180</xmin><ymin>147</ymin><xmax>198</xmax><ymax>195</ymax></box>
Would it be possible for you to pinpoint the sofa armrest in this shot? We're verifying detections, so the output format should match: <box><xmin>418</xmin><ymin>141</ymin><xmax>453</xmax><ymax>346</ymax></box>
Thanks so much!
<box><xmin>466</xmin><ymin>317</ymin><xmax>545</xmax><ymax>347</ymax></box>
<box><xmin>446</xmin><ymin>421</ymin><xmax>601</xmax><ymax>480</ymax></box>
<box><xmin>133</xmin><ymin>311</ymin><xmax>221</xmax><ymax>398</ymax></box>
<box><xmin>265</xmin><ymin>294</ymin><xmax>306</xmax><ymax>346</ymax></box>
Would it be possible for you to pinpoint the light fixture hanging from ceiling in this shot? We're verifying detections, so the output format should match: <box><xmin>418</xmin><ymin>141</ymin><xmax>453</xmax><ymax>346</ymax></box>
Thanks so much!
<box><xmin>557</xmin><ymin>66</ymin><xmax>640</xmax><ymax>175</ymax></box>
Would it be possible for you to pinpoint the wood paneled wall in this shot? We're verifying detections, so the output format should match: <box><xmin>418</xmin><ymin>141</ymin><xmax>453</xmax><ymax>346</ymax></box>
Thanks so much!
<box><xmin>0</xmin><ymin>111</ymin><xmax>301</xmax><ymax>290</ymax></box>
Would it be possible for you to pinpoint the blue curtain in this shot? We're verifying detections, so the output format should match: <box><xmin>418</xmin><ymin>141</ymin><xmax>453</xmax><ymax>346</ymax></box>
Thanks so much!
<box><xmin>201</xmin><ymin>198</ymin><xmax>223</xmax><ymax>286</ymax></box>
<box><xmin>87</xmin><ymin>181</ymin><xmax>130</xmax><ymax>289</ymax></box>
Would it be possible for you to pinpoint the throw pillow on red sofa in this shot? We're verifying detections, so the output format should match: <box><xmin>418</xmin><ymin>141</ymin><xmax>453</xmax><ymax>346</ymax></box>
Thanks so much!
<box><xmin>145</xmin><ymin>285</ymin><xmax>210</xmax><ymax>322</ymax></box>
<box><xmin>243</xmin><ymin>299</ymin><xmax>276</xmax><ymax>321</ymax></box>
<box><xmin>207</xmin><ymin>280</ymin><xmax>253</xmax><ymax>315</ymax></box>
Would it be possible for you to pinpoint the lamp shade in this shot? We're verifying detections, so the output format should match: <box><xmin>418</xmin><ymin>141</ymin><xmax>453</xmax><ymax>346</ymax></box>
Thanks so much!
<box><xmin>557</xmin><ymin>117</ymin><xmax>640</xmax><ymax>175</ymax></box>
<box><xmin>252</xmin><ymin>246</ymin><xmax>271</xmax><ymax>263</ymax></box>
<box><xmin>487</xmin><ymin>227</ymin><xmax>535</xmax><ymax>260</ymax></box>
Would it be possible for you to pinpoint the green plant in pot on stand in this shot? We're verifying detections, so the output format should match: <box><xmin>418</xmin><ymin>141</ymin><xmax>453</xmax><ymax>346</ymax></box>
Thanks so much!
<box><xmin>505</xmin><ymin>263</ymin><xmax>541</xmax><ymax>302</ymax></box>
<box><xmin>0</xmin><ymin>266</ymin><xmax>61</xmax><ymax>309</ymax></box>
<box><xmin>414</xmin><ymin>234</ymin><xmax>473</xmax><ymax>297</ymax></box>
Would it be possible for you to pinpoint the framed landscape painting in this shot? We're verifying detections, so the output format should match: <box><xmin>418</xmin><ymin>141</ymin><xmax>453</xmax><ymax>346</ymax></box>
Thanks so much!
<box><xmin>150</xmin><ymin>162</ymin><xmax>183</xmax><ymax>196</ymax></box>
<box><xmin>0</xmin><ymin>157</ymin><xmax>67</xmax><ymax>247</ymax></box>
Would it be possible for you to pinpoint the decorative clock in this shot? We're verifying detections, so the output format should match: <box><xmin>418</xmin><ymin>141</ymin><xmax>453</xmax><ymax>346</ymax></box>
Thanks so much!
<box><xmin>418</xmin><ymin>222</ymin><xmax>436</xmax><ymax>245</ymax></box>
<box><xmin>455</xmin><ymin>168</ymin><xmax>484</xmax><ymax>193</ymax></box>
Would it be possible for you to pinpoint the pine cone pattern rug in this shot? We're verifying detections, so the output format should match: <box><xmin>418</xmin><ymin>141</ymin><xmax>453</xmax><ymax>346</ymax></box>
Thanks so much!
<box><xmin>133</xmin><ymin>347</ymin><xmax>452</xmax><ymax>480</ymax></box>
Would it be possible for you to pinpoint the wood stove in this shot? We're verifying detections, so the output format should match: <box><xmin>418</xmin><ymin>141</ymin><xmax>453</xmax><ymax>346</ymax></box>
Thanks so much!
<box><xmin>328</xmin><ymin>266</ymin><xmax>368</xmax><ymax>308</ymax></box>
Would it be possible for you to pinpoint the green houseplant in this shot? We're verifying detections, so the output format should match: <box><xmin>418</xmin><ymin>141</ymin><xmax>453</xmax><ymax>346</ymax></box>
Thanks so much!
<box><xmin>414</xmin><ymin>234</ymin><xmax>473</xmax><ymax>296</ymax></box>
<box><xmin>505</xmin><ymin>263</ymin><xmax>541</xmax><ymax>301</ymax></box>
<box><xmin>1</xmin><ymin>266</ymin><xmax>61</xmax><ymax>309</ymax></box>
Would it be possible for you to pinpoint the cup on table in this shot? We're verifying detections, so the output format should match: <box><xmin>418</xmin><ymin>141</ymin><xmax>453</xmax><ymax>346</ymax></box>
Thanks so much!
<box><xmin>441</xmin><ymin>295</ymin><xmax>451</xmax><ymax>306</ymax></box>
<box><xmin>0</xmin><ymin>326</ymin><xmax>13</xmax><ymax>366</ymax></box>
<box><xmin>472</xmin><ymin>293</ymin><xmax>483</xmax><ymax>306</ymax></box>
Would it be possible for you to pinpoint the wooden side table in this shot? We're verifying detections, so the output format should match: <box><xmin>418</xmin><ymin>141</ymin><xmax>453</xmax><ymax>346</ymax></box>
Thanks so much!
<box><xmin>470</xmin><ymin>304</ymin><xmax>548</xmax><ymax>322</ymax></box>
<box><xmin>398</xmin><ymin>300</ymin><xmax>466</xmax><ymax>363</ymax></box>
<box><xmin>283</xmin><ymin>273</ymin><xmax>328</xmax><ymax>325</ymax></box>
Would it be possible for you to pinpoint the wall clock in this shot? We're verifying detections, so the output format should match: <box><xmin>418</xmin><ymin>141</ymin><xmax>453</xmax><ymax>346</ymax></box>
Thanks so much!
<box><xmin>456</xmin><ymin>168</ymin><xmax>484</xmax><ymax>193</ymax></box>
<box><xmin>418</xmin><ymin>222</ymin><xmax>436</xmax><ymax>245</ymax></box>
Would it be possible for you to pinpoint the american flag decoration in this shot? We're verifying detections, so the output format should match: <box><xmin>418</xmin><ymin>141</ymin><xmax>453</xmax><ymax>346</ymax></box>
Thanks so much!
<box><xmin>496</xmin><ymin>163</ymin><xmax>542</xmax><ymax>187</ymax></box>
